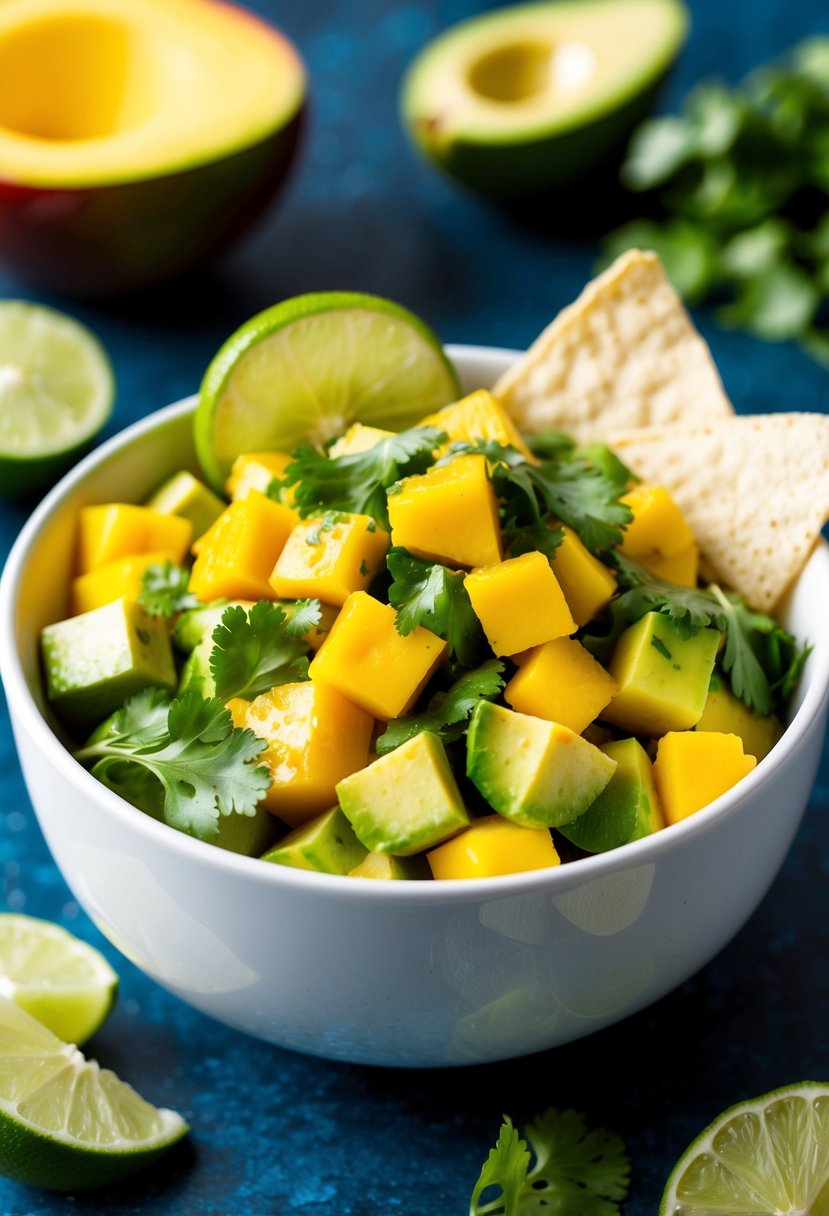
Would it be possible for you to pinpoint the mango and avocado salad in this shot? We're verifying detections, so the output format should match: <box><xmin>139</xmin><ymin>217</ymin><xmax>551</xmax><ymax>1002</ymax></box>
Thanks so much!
<box><xmin>41</xmin><ymin>261</ymin><xmax>829</xmax><ymax>881</ymax></box>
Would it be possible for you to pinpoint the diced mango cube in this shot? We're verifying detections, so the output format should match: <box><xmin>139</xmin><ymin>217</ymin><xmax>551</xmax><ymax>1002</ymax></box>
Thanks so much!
<box><xmin>188</xmin><ymin>492</ymin><xmax>295</xmax><ymax>603</ymax></box>
<box><xmin>696</xmin><ymin>675</ymin><xmax>782</xmax><ymax>762</ymax></box>
<box><xmin>647</xmin><ymin>544</ymin><xmax>700</xmax><ymax>588</ymax></box>
<box><xmin>504</xmin><ymin>637</ymin><xmax>617</xmax><ymax>734</ymax></box>
<box><xmin>464</xmin><ymin>552</ymin><xmax>576</xmax><ymax>656</ymax></box>
<box><xmin>269</xmin><ymin>513</ymin><xmax>390</xmax><ymax>607</ymax></box>
<box><xmin>228</xmin><ymin>681</ymin><xmax>374</xmax><ymax>826</ymax></box>
<box><xmin>653</xmin><ymin>731</ymin><xmax>757</xmax><ymax>824</ymax></box>
<box><xmin>427</xmin><ymin>815</ymin><xmax>559</xmax><ymax>879</ymax></box>
<box><xmin>420</xmin><ymin>390</ymin><xmax>537</xmax><ymax>462</ymax></box>
<box><xmin>602</xmin><ymin>612</ymin><xmax>720</xmax><ymax>736</ymax></box>
<box><xmin>328</xmin><ymin>424</ymin><xmax>395</xmax><ymax>457</ymax></box>
<box><xmin>70</xmin><ymin>550</ymin><xmax>178</xmax><ymax>616</ymax></box>
<box><xmin>619</xmin><ymin>484</ymin><xmax>696</xmax><ymax>564</ymax></box>
<box><xmin>387</xmin><ymin>453</ymin><xmax>502</xmax><ymax>568</ymax></box>
<box><xmin>226</xmin><ymin>451</ymin><xmax>295</xmax><ymax>502</ymax></box>
<box><xmin>145</xmin><ymin>471</ymin><xmax>226</xmax><ymax>540</ymax></box>
<box><xmin>550</xmin><ymin>526</ymin><xmax>617</xmax><ymax>626</ymax></box>
<box><xmin>309</xmin><ymin>591</ymin><xmax>447</xmax><ymax>719</ymax></box>
<box><xmin>77</xmin><ymin>504</ymin><xmax>192</xmax><ymax>574</ymax></box>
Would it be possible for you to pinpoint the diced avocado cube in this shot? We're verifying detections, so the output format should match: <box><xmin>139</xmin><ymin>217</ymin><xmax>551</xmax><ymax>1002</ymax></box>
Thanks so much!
<box><xmin>337</xmin><ymin>731</ymin><xmax>469</xmax><ymax>856</ymax></box>
<box><xmin>602</xmin><ymin>612</ymin><xmax>720</xmax><ymax>736</ymax></box>
<box><xmin>261</xmin><ymin>806</ymin><xmax>367</xmax><ymax>875</ymax></box>
<box><xmin>145</xmin><ymin>470</ymin><xmax>226</xmax><ymax>541</ymax></box>
<box><xmin>177</xmin><ymin>634</ymin><xmax>216</xmax><ymax>698</ymax></box>
<box><xmin>557</xmin><ymin>738</ymin><xmax>664</xmax><ymax>852</ymax></box>
<box><xmin>348</xmin><ymin>852</ymin><xmax>429</xmax><ymax>880</ymax></box>
<box><xmin>466</xmin><ymin>701</ymin><xmax>616</xmax><ymax>828</ymax></box>
<box><xmin>696</xmin><ymin>675</ymin><xmax>782</xmax><ymax>762</ymax></box>
<box><xmin>173</xmin><ymin>601</ymin><xmax>232</xmax><ymax>653</ymax></box>
<box><xmin>41</xmin><ymin>598</ymin><xmax>177</xmax><ymax>728</ymax></box>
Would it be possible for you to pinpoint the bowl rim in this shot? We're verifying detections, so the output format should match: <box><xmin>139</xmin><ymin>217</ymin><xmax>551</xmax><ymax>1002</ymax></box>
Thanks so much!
<box><xmin>2</xmin><ymin>341</ymin><xmax>829</xmax><ymax>905</ymax></box>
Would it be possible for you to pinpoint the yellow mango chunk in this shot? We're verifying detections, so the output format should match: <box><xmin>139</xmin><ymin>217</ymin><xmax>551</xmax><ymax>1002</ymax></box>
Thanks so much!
<box><xmin>77</xmin><ymin>504</ymin><xmax>192</xmax><ymax>575</ymax></box>
<box><xmin>647</xmin><ymin>544</ymin><xmax>699</xmax><ymax>588</ymax></box>
<box><xmin>226</xmin><ymin>451</ymin><xmax>295</xmax><ymax>502</ymax></box>
<box><xmin>653</xmin><ymin>731</ymin><xmax>757</xmax><ymax>825</ymax></box>
<box><xmin>619</xmin><ymin>484</ymin><xmax>696</xmax><ymax>563</ymax></box>
<box><xmin>328</xmin><ymin>424</ymin><xmax>394</xmax><ymax>457</ymax></box>
<box><xmin>551</xmin><ymin>526</ymin><xmax>617</xmax><ymax>626</ymax></box>
<box><xmin>189</xmin><ymin>492</ymin><xmax>295</xmax><ymax>603</ymax></box>
<box><xmin>388</xmin><ymin>453</ymin><xmax>502</xmax><ymax>568</ymax></box>
<box><xmin>269</xmin><ymin>513</ymin><xmax>390</xmax><ymax>607</ymax></box>
<box><xmin>309</xmin><ymin>590</ymin><xmax>447</xmax><ymax>720</ymax></box>
<box><xmin>228</xmin><ymin>681</ymin><xmax>374</xmax><ymax>827</ymax></box>
<box><xmin>696</xmin><ymin>676</ymin><xmax>782</xmax><ymax>762</ymax></box>
<box><xmin>464</xmin><ymin>552</ymin><xmax>576</xmax><ymax>656</ymax></box>
<box><xmin>70</xmin><ymin>550</ymin><xmax>178</xmax><ymax>616</ymax></box>
<box><xmin>504</xmin><ymin>637</ymin><xmax>618</xmax><ymax>734</ymax></box>
<box><xmin>428</xmin><ymin>815</ymin><xmax>559</xmax><ymax>880</ymax></box>
<box><xmin>420</xmin><ymin>390</ymin><xmax>537</xmax><ymax>462</ymax></box>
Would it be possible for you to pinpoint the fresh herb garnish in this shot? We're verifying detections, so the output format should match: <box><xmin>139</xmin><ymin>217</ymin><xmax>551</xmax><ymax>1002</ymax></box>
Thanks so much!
<box><xmin>75</xmin><ymin>689</ymin><xmax>270</xmax><ymax>842</ymax></box>
<box><xmin>387</xmin><ymin>547</ymin><xmax>484</xmax><ymax>668</ymax></box>
<box><xmin>470</xmin><ymin>1107</ymin><xmax>630</xmax><ymax>1216</ymax></box>
<box><xmin>375</xmin><ymin>660</ymin><xmax>505</xmax><ymax>755</ymax></box>
<box><xmin>209</xmin><ymin>600</ymin><xmax>321</xmax><ymax>701</ymax></box>
<box><xmin>276</xmin><ymin>426</ymin><xmax>447</xmax><ymax>528</ymax></box>
<box><xmin>138</xmin><ymin>561</ymin><xmax>198</xmax><ymax>618</ymax></box>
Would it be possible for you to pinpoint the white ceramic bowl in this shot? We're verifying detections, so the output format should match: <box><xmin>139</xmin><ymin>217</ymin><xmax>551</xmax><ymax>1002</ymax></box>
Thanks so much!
<box><xmin>2</xmin><ymin>346</ymin><xmax>828</xmax><ymax>1068</ymax></box>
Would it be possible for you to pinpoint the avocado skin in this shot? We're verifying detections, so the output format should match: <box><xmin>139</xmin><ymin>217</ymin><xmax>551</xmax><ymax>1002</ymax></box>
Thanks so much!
<box><xmin>0</xmin><ymin>111</ymin><xmax>304</xmax><ymax>296</ymax></box>
<box><xmin>407</xmin><ymin>76</ymin><xmax>666</xmax><ymax>200</ymax></box>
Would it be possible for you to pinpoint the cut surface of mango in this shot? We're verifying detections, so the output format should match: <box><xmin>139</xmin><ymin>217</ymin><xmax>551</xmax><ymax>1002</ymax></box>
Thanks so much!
<box><xmin>269</xmin><ymin>513</ymin><xmax>389</xmax><ymax>606</ymax></box>
<box><xmin>77</xmin><ymin>503</ymin><xmax>192</xmax><ymax>574</ymax></box>
<box><xmin>653</xmin><ymin>731</ymin><xmax>757</xmax><ymax>824</ymax></box>
<box><xmin>388</xmin><ymin>453</ymin><xmax>502</xmax><ymax>568</ymax></box>
<box><xmin>464</xmin><ymin>551</ymin><xmax>576</xmax><ymax>656</ymax></box>
<box><xmin>189</xmin><ymin>491</ymin><xmax>295</xmax><ymax>603</ymax></box>
<box><xmin>504</xmin><ymin>636</ymin><xmax>617</xmax><ymax>734</ymax></box>
<box><xmin>428</xmin><ymin>815</ymin><xmax>559</xmax><ymax>880</ymax></box>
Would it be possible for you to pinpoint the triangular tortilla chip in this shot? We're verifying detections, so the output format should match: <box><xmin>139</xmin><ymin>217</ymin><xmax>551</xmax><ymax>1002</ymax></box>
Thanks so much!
<box><xmin>494</xmin><ymin>249</ymin><xmax>733</xmax><ymax>441</ymax></box>
<box><xmin>610</xmin><ymin>413</ymin><xmax>829</xmax><ymax>611</ymax></box>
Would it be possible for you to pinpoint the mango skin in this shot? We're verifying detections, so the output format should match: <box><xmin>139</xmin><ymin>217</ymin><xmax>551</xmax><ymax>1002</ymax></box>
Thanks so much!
<box><xmin>0</xmin><ymin>114</ymin><xmax>304</xmax><ymax>296</ymax></box>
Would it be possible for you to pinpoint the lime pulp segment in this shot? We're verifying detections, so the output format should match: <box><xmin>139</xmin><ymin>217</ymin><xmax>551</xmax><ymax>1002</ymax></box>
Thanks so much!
<box><xmin>0</xmin><ymin>997</ymin><xmax>187</xmax><ymax>1192</ymax></box>
<box><xmin>660</xmin><ymin>1083</ymin><xmax>829</xmax><ymax>1216</ymax></box>
<box><xmin>0</xmin><ymin>914</ymin><xmax>118</xmax><ymax>1047</ymax></box>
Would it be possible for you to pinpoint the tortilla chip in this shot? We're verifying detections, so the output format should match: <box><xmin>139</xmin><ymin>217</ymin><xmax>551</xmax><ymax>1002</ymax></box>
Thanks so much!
<box><xmin>611</xmin><ymin>413</ymin><xmax>829</xmax><ymax>611</ymax></box>
<box><xmin>494</xmin><ymin>249</ymin><xmax>733</xmax><ymax>441</ymax></box>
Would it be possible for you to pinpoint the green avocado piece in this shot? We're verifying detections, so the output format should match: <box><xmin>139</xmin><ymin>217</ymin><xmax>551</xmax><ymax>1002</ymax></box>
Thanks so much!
<box><xmin>348</xmin><ymin>852</ymin><xmax>430</xmax><ymax>880</ymax></box>
<box><xmin>602</xmin><ymin>612</ymin><xmax>720</xmax><ymax>736</ymax></box>
<box><xmin>401</xmin><ymin>0</ymin><xmax>687</xmax><ymax>198</ymax></box>
<box><xmin>337</xmin><ymin>732</ymin><xmax>469</xmax><ymax>856</ymax></box>
<box><xmin>41</xmin><ymin>598</ymin><xmax>177</xmax><ymax>728</ymax></box>
<box><xmin>466</xmin><ymin>701</ymin><xmax>616</xmax><ymax>828</ymax></box>
<box><xmin>261</xmin><ymin>806</ymin><xmax>367</xmax><ymax>875</ymax></box>
<box><xmin>177</xmin><ymin>635</ymin><xmax>216</xmax><ymax>698</ymax></box>
<box><xmin>557</xmin><ymin>737</ymin><xmax>663</xmax><ymax>852</ymax></box>
<box><xmin>145</xmin><ymin>470</ymin><xmax>226</xmax><ymax>541</ymax></box>
<box><xmin>173</xmin><ymin>601</ymin><xmax>231</xmax><ymax>653</ymax></box>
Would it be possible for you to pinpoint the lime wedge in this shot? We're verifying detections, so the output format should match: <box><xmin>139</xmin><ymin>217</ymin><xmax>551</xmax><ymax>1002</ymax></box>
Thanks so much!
<box><xmin>660</xmin><ymin>1082</ymin><xmax>829</xmax><ymax>1215</ymax></box>
<box><xmin>0</xmin><ymin>301</ymin><xmax>114</xmax><ymax>499</ymax></box>
<box><xmin>0</xmin><ymin>914</ymin><xmax>118</xmax><ymax>1046</ymax></box>
<box><xmin>194</xmin><ymin>291</ymin><xmax>460</xmax><ymax>491</ymax></box>
<box><xmin>0</xmin><ymin>997</ymin><xmax>187</xmax><ymax>1192</ymax></box>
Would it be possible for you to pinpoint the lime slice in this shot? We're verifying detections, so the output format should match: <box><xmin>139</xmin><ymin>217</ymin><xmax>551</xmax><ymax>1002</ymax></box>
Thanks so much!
<box><xmin>660</xmin><ymin>1082</ymin><xmax>829</xmax><ymax>1215</ymax></box>
<box><xmin>195</xmin><ymin>291</ymin><xmax>460</xmax><ymax>491</ymax></box>
<box><xmin>0</xmin><ymin>996</ymin><xmax>187</xmax><ymax>1192</ymax></box>
<box><xmin>0</xmin><ymin>914</ymin><xmax>118</xmax><ymax>1046</ymax></box>
<box><xmin>0</xmin><ymin>301</ymin><xmax>114</xmax><ymax>499</ymax></box>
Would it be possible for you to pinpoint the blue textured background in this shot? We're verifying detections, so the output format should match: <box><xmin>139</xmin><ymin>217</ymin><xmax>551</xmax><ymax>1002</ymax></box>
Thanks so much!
<box><xmin>1</xmin><ymin>0</ymin><xmax>828</xmax><ymax>1211</ymax></box>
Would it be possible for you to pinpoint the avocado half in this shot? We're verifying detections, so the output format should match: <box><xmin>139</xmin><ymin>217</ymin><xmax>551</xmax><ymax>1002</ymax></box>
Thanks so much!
<box><xmin>402</xmin><ymin>0</ymin><xmax>687</xmax><ymax>199</ymax></box>
<box><xmin>0</xmin><ymin>0</ymin><xmax>306</xmax><ymax>295</ymax></box>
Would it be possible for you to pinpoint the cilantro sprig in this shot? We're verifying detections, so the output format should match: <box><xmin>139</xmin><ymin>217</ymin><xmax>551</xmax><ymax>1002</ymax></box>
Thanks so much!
<box><xmin>387</xmin><ymin>547</ymin><xmax>484</xmax><ymax>667</ymax></box>
<box><xmin>138</xmin><ymin>561</ymin><xmax>198</xmax><ymax>618</ymax></box>
<box><xmin>209</xmin><ymin>600</ymin><xmax>321</xmax><ymax>701</ymax></box>
<box><xmin>76</xmin><ymin>689</ymin><xmax>270</xmax><ymax>842</ymax></box>
<box><xmin>275</xmin><ymin>426</ymin><xmax>447</xmax><ymax>528</ymax></box>
<box><xmin>376</xmin><ymin>660</ymin><xmax>505</xmax><ymax>755</ymax></box>
<box><xmin>470</xmin><ymin>1107</ymin><xmax>630</xmax><ymax>1216</ymax></box>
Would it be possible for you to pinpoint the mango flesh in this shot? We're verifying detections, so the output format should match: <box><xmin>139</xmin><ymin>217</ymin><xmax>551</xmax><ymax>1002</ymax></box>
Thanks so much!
<box><xmin>558</xmin><ymin>738</ymin><xmax>664</xmax><ymax>852</ymax></box>
<box><xmin>427</xmin><ymin>815</ymin><xmax>560</xmax><ymax>880</ymax></box>
<box><xmin>189</xmin><ymin>492</ymin><xmax>295</xmax><ymax>603</ymax></box>
<box><xmin>262</xmin><ymin>807</ymin><xmax>367</xmax><ymax>876</ymax></box>
<box><xmin>464</xmin><ymin>551</ymin><xmax>576</xmax><ymax>656</ymax></box>
<box><xmin>504</xmin><ymin>635</ymin><xmax>617</xmax><ymax>734</ymax></box>
<box><xmin>653</xmin><ymin>731</ymin><xmax>757</xmax><ymax>824</ymax></box>
<box><xmin>550</xmin><ymin>526</ymin><xmax>617</xmax><ymax>626</ymax></box>
<box><xmin>269</xmin><ymin>513</ymin><xmax>390</xmax><ymax>607</ymax></box>
<box><xmin>696</xmin><ymin>675</ymin><xmax>782</xmax><ymax>763</ymax></box>
<box><xmin>77</xmin><ymin>503</ymin><xmax>192</xmax><ymax>574</ymax></box>
<box><xmin>419</xmin><ymin>389</ymin><xmax>537</xmax><ymax>462</ymax></box>
<box><xmin>71</xmin><ymin>549</ymin><xmax>178</xmax><ymax>615</ymax></box>
<box><xmin>388</xmin><ymin>453</ymin><xmax>502</xmax><ymax>568</ymax></box>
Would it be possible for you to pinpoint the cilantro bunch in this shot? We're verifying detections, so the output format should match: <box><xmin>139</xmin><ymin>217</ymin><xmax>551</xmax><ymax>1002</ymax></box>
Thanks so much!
<box><xmin>604</xmin><ymin>37</ymin><xmax>829</xmax><ymax>360</ymax></box>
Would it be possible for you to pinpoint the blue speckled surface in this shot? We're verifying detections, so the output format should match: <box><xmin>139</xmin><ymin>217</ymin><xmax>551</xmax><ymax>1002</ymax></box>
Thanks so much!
<box><xmin>1</xmin><ymin>0</ymin><xmax>828</xmax><ymax>1211</ymax></box>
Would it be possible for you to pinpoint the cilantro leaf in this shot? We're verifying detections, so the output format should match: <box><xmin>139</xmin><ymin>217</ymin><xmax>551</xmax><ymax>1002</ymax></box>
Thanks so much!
<box><xmin>76</xmin><ymin>691</ymin><xmax>270</xmax><ymax>842</ymax></box>
<box><xmin>375</xmin><ymin>660</ymin><xmax>505</xmax><ymax>755</ymax></box>
<box><xmin>387</xmin><ymin>547</ymin><xmax>483</xmax><ymax>668</ymax></box>
<box><xmin>609</xmin><ymin>553</ymin><xmax>718</xmax><ymax>638</ymax></box>
<box><xmin>209</xmin><ymin>600</ymin><xmax>320</xmax><ymax>701</ymax></box>
<box><xmin>277</xmin><ymin>426</ymin><xmax>446</xmax><ymax>528</ymax></box>
<box><xmin>138</xmin><ymin>561</ymin><xmax>198</xmax><ymax>617</ymax></box>
<box><xmin>469</xmin><ymin>1107</ymin><xmax>630</xmax><ymax>1216</ymax></box>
